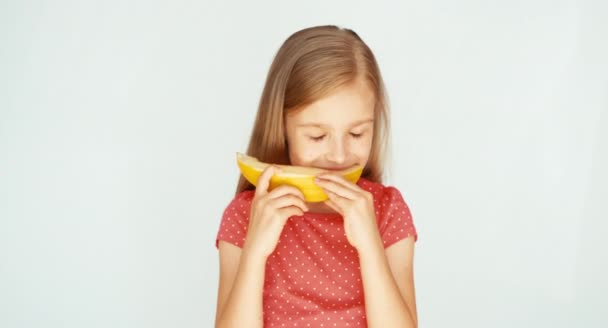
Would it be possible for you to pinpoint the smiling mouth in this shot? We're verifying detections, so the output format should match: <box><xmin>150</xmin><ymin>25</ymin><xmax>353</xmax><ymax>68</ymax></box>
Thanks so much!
<box><xmin>318</xmin><ymin>165</ymin><xmax>359</xmax><ymax>171</ymax></box>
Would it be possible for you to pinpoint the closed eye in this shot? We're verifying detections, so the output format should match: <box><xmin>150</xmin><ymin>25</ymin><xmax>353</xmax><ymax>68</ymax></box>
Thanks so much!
<box><xmin>350</xmin><ymin>132</ymin><xmax>364</xmax><ymax>138</ymax></box>
<box><xmin>309</xmin><ymin>135</ymin><xmax>326</xmax><ymax>142</ymax></box>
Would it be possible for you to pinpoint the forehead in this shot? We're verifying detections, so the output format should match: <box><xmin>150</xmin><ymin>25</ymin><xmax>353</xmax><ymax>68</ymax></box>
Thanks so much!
<box><xmin>288</xmin><ymin>81</ymin><xmax>376</xmax><ymax>127</ymax></box>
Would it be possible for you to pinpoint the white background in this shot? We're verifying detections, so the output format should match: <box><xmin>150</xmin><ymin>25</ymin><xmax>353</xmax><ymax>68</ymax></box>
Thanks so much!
<box><xmin>1</xmin><ymin>0</ymin><xmax>607</xmax><ymax>327</ymax></box>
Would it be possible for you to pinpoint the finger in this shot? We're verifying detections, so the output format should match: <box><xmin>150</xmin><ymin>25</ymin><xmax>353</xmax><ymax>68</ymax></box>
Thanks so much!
<box><xmin>323</xmin><ymin>197</ymin><xmax>343</xmax><ymax>214</ymax></box>
<box><xmin>267</xmin><ymin>184</ymin><xmax>306</xmax><ymax>201</ymax></box>
<box><xmin>315</xmin><ymin>177</ymin><xmax>358</xmax><ymax>200</ymax></box>
<box><xmin>255</xmin><ymin>165</ymin><xmax>281</xmax><ymax>197</ymax></box>
<box><xmin>268</xmin><ymin>194</ymin><xmax>308</xmax><ymax>212</ymax></box>
<box><xmin>316</xmin><ymin>173</ymin><xmax>360</xmax><ymax>192</ymax></box>
<box><xmin>277</xmin><ymin>206</ymin><xmax>305</xmax><ymax>221</ymax></box>
<box><xmin>325</xmin><ymin>189</ymin><xmax>349</xmax><ymax>208</ymax></box>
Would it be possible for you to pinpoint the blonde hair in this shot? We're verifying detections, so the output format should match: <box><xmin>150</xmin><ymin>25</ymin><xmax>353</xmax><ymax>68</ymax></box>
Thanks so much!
<box><xmin>236</xmin><ymin>25</ymin><xmax>391</xmax><ymax>194</ymax></box>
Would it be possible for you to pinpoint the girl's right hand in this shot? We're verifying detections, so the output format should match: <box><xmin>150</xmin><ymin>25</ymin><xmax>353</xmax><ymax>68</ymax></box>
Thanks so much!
<box><xmin>242</xmin><ymin>165</ymin><xmax>308</xmax><ymax>260</ymax></box>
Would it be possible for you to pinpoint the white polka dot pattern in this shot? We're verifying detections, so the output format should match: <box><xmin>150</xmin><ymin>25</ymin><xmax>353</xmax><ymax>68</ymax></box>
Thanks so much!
<box><xmin>215</xmin><ymin>177</ymin><xmax>417</xmax><ymax>327</ymax></box>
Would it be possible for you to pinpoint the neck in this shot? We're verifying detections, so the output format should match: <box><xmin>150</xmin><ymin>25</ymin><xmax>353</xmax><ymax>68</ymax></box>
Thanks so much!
<box><xmin>305</xmin><ymin>201</ymin><xmax>338</xmax><ymax>214</ymax></box>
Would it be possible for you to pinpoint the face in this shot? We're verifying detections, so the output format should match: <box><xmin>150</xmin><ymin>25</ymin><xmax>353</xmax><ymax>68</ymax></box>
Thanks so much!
<box><xmin>284</xmin><ymin>80</ymin><xmax>375</xmax><ymax>171</ymax></box>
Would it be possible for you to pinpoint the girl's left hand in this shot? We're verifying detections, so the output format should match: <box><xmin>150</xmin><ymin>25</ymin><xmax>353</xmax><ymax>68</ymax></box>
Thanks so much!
<box><xmin>314</xmin><ymin>173</ymin><xmax>382</xmax><ymax>251</ymax></box>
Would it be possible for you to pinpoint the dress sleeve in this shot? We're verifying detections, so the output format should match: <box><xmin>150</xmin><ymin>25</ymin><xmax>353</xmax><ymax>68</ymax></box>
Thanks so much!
<box><xmin>215</xmin><ymin>192</ymin><xmax>253</xmax><ymax>249</ymax></box>
<box><xmin>379</xmin><ymin>187</ymin><xmax>418</xmax><ymax>248</ymax></box>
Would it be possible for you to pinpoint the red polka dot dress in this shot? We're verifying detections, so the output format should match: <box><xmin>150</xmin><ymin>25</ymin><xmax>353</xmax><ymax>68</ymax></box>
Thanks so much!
<box><xmin>215</xmin><ymin>177</ymin><xmax>418</xmax><ymax>327</ymax></box>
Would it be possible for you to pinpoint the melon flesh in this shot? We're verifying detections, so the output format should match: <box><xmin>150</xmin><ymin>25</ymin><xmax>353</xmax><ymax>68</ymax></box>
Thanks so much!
<box><xmin>236</xmin><ymin>152</ymin><xmax>363</xmax><ymax>202</ymax></box>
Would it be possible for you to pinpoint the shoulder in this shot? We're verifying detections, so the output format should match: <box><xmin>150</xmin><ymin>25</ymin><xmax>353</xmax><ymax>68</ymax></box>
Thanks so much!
<box><xmin>222</xmin><ymin>190</ymin><xmax>255</xmax><ymax>218</ymax></box>
<box><xmin>356</xmin><ymin>177</ymin><xmax>408</xmax><ymax>209</ymax></box>
<box><xmin>216</xmin><ymin>190</ymin><xmax>255</xmax><ymax>249</ymax></box>
<box><xmin>357</xmin><ymin>177</ymin><xmax>418</xmax><ymax>244</ymax></box>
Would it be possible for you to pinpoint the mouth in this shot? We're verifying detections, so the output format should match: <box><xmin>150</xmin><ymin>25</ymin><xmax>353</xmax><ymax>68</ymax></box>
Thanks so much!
<box><xmin>318</xmin><ymin>165</ymin><xmax>358</xmax><ymax>171</ymax></box>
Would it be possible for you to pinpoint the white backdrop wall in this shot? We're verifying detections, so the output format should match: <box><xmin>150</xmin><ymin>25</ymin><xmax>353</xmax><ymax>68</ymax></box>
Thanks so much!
<box><xmin>1</xmin><ymin>0</ymin><xmax>606</xmax><ymax>327</ymax></box>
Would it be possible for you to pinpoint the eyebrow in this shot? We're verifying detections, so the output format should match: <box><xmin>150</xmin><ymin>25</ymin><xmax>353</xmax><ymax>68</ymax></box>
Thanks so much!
<box><xmin>297</xmin><ymin>118</ymin><xmax>374</xmax><ymax>128</ymax></box>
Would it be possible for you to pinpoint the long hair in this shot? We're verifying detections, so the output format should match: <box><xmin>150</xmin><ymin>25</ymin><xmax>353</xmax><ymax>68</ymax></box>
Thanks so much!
<box><xmin>236</xmin><ymin>25</ymin><xmax>391</xmax><ymax>194</ymax></box>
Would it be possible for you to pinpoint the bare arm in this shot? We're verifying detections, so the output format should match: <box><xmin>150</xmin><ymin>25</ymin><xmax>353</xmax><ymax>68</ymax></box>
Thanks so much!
<box><xmin>214</xmin><ymin>242</ymin><xmax>266</xmax><ymax>328</ymax></box>
<box><xmin>312</xmin><ymin>174</ymin><xmax>418</xmax><ymax>327</ymax></box>
<box><xmin>359</xmin><ymin>236</ymin><xmax>417</xmax><ymax>328</ymax></box>
<box><xmin>215</xmin><ymin>166</ymin><xmax>307</xmax><ymax>327</ymax></box>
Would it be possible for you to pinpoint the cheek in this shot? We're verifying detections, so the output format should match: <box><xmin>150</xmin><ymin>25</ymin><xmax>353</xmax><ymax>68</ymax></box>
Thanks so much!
<box><xmin>352</xmin><ymin>136</ymin><xmax>373</xmax><ymax>159</ymax></box>
<box><xmin>288</xmin><ymin>137</ymin><xmax>319</xmax><ymax>165</ymax></box>
<box><xmin>294</xmin><ymin>149</ymin><xmax>323</xmax><ymax>166</ymax></box>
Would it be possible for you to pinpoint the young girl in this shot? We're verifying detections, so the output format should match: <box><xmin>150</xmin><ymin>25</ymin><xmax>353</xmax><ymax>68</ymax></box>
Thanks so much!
<box><xmin>214</xmin><ymin>25</ymin><xmax>418</xmax><ymax>328</ymax></box>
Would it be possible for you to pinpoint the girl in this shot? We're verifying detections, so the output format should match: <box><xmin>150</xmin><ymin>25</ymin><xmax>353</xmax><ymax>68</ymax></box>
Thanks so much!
<box><xmin>214</xmin><ymin>25</ymin><xmax>418</xmax><ymax>327</ymax></box>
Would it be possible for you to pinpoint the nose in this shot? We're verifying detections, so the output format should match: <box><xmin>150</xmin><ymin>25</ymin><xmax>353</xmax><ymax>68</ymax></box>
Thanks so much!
<box><xmin>326</xmin><ymin>136</ymin><xmax>347</xmax><ymax>164</ymax></box>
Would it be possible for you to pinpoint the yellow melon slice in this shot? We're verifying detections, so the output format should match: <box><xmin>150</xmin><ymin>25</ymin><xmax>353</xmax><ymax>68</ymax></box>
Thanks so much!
<box><xmin>236</xmin><ymin>152</ymin><xmax>364</xmax><ymax>202</ymax></box>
